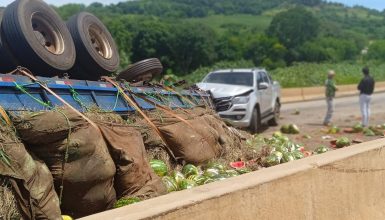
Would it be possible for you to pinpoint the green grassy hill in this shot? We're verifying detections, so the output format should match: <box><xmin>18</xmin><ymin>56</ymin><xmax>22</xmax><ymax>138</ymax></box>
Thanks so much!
<box><xmin>186</xmin><ymin>14</ymin><xmax>271</xmax><ymax>34</ymax></box>
<box><xmin>55</xmin><ymin>0</ymin><xmax>385</xmax><ymax>87</ymax></box>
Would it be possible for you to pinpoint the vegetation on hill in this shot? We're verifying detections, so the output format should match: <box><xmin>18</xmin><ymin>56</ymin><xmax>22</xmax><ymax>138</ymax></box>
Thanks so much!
<box><xmin>53</xmin><ymin>0</ymin><xmax>385</xmax><ymax>87</ymax></box>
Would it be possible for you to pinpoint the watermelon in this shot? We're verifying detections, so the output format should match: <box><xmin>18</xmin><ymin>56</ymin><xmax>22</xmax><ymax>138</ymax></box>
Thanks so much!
<box><xmin>292</xmin><ymin>150</ymin><xmax>304</xmax><ymax>159</ymax></box>
<box><xmin>328</xmin><ymin>125</ymin><xmax>340</xmax><ymax>134</ymax></box>
<box><xmin>352</xmin><ymin>123</ymin><xmax>364</xmax><ymax>133</ymax></box>
<box><xmin>178</xmin><ymin>179</ymin><xmax>197</xmax><ymax>190</ymax></box>
<box><xmin>150</xmin><ymin>159</ymin><xmax>168</xmax><ymax>177</ymax></box>
<box><xmin>280</xmin><ymin>124</ymin><xmax>290</xmax><ymax>134</ymax></box>
<box><xmin>187</xmin><ymin>174</ymin><xmax>207</xmax><ymax>185</ymax></box>
<box><xmin>236</xmin><ymin>168</ymin><xmax>251</xmax><ymax>174</ymax></box>
<box><xmin>212</xmin><ymin>176</ymin><xmax>227</xmax><ymax>181</ymax></box>
<box><xmin>162</xmin><ymin>176</ymin><xmax>178</xmax><ymax>193</ymax></box>
<box><xmin>171</xmin><ymin>171</ymin><xmax>185</xmax><ymax>185</ymax></box>
<box><xmin>272</xmin><ymin>151</ymin><xmax>283</xmax><ymax>161</ymax></box>
<box><xmin>263</xmin><ymin>154</ymin><xmax>280</xmax><ymax>167</ymax></box>
<box><xmin>206</xmin><ymin>162</ymin><xmax>225</xmax><ymax>172</ymax></box>
<box><xmin>225</xmin><ymin>170</ymin><xmax>239</xmax><ymax>177</ymax></box>
<box><xmin>335</xmin><ymin>137</ymin><xmax>350</xmax><ymax>148</ymax></box>
<box><xmin>314</xmin><ymin>146</ymin><xmax>329</xmax><ymax>154</ymax></box>
<box><xmin>288</xmin><ymin>124</ymin><xmax>300</xmax><ymax>134</ymax></box>
<box><xmin>278</xmin><ymin>135</ymin><xmax>290</xmax><ymax>143</ymax></box>
<box><xmin>274</xmin><ymin>144</ymin><xmax>288</xmax><ymax>153</ymax></box>
<box><xmin>113</xmin><ymin>197</ymin><xmax>141</xmax><ymax>208</ymax></box>
<box><xmin>282</xmin><ymin>152</ymin><xmax>295</xmax><ymax>163</ymax></box>
<box><xmin>284</xmin><ymin>142</ymin><xmax>297</xmax><ymax>152</ymax></box>
<box><xmin>230</xmin><ymin>161</ymin><xmax>246</xmax><ymax>169</ymax></box>
<box><xmin>363</xmin><ymin>128</ymin><xmax>375</xmax><ymax>136</ymax></box>
<box><xmin>303</xmin><ymin>151</ymin><xmax>312</xmax><ymax>157</ymax></box>
<box><xmin>272</xmin><ymin>131</ymin><xmax>283</xmax><ymax>138</ymax></box>
<box><xmin>203</xmin><ymin>168</ymin><xmax>220</xmax><ymax>178</ymax></box>
<box><xmin>182</xmin><ymin>164</ymin><xmax>199</xmax><ymax>178</ymax></box>
<box><xmin>203</xmin><ymin>178</ymin><xmax>216</xmax><ymax>184</ymax></box>
<box><xmin>193</xmin><ymin>175</ymin><xmax>208</xmax><ymax>185</ymax></box>
<box><xmin>298</xmin><ymin>146</ymin><xmax>305</xmax><ymax>152</ymax></box>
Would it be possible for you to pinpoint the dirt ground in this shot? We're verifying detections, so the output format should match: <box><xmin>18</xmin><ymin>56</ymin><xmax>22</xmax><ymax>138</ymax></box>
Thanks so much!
<box><xmin>262</xmin><ymin>93</ymin><xmax>385</xmax><ymax>151</ymax></box>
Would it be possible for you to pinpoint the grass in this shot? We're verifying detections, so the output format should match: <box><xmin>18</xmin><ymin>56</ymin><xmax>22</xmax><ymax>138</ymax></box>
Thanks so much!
<box><xmin>0</xmin><ymin>179</ymin><xmax>21</xmax><ymax>219</ymax></box>
<box><xmin>270</xmin><ymin>62</ymin><xmax>385</xmax><ymax>88</ymax></box>
<box><xmin>183</xmin><ymin>61</ymin><xmax>385</xmax><ymax>88</ymax></box>
<box><xmin>185</xmin><ymin>14</ymin><xmax>271</xmax><ymax>34</ymax></box>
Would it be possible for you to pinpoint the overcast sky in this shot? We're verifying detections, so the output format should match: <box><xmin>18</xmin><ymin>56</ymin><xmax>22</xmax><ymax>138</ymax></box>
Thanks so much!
<box><xmin>0</xmin><ymin>0</ymin><xmax>384</xmax><ymax>11</ymax></box>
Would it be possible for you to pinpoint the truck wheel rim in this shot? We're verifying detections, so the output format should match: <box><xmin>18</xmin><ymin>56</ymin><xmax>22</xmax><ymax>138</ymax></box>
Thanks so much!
<box><xmin>88</xmin><ymin>24</ymin><xmax>112</xmax><ymax>59</ymax></box>
<box><xmin>31</xmin><ymin>13</ymin><xmax>65</xmax><ymax>55</ymax></box>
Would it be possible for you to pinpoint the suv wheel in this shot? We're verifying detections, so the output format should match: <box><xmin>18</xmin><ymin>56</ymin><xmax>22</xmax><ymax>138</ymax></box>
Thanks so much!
<box><xmin>268</xmin><ymin>100</ymin><xmax>280</xmax><ymax>126</ymax></box>
<box><xmin>249</xmin><ymin>107</ymin><xmax>261</xmax><ymax>133</ymax></box>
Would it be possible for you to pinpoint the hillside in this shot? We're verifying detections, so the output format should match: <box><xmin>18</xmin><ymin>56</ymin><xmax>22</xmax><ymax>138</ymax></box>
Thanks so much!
<box><xmin>54</xmin><ymin>0</ymin><xmax>385</xmax><ymax>87</ymax></box>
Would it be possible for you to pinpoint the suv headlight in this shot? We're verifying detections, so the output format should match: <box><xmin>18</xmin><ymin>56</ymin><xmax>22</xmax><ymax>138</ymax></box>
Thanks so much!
<box><xmin>232</xmin><ymin>96</ymin><xmax>249</xmax><ymax>104</ymax></box>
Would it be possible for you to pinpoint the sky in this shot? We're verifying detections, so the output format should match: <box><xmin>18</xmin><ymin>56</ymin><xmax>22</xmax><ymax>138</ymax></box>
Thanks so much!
<box><xmin>327</xmin><ymin>0</ymin><xmax>385</xmax><ymax>11</ymax></box>
<box><xmin>0</xmin><ymin>0</ymin><xmax>384</xmax><ymax>11</ymax></box>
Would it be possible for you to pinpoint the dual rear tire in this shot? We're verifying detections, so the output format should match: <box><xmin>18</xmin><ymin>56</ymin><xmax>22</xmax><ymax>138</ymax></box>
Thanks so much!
<box><xmin>0</xmin><ymin>0</ymin><xmax>75</xmax><ymax>75</ymax></box>
<box><xmin>0</xmin><ymin>0</ymin><xmax>119</xmax><ymax>79</ymax></box>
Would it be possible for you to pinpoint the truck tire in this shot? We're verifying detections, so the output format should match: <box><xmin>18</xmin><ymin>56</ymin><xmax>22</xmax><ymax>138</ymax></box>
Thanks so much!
<box><xmin>66</xmin><ymin>12</ymin><xmax>119</xmax><ymax>80</ymax></box>
<box><xmin>0</xmin><ymin>7</ymin><xmax>17</xmax><ymax>73</ymax></box>
<box><xmin>116</xmin><ymin>58</ymin><xmax>163</xmax><ymax>82</ymax></box>
<box><xmin>249</xmin><ymin>107</ymin><xmax>261</xmax><ymax>133</ymax></box>
<box><xmin>268</xmin><ymin>100</ymin><xmax>280</xmax><ymax>126</ymax></box>
<box><xmin>1</xmin><ymin>0</ymin><xmax>76</xmax><ymax>76</ymax></box>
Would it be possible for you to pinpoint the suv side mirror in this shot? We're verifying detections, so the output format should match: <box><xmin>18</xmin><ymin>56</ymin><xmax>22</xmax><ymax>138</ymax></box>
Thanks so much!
<box><xmin>258</xmin><ymin>82</ymin><xmax>269</xmax><ymax>90</ymax></box>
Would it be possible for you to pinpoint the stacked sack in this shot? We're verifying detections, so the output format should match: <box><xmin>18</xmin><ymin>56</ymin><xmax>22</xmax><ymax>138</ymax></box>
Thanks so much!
<box><xmin>13</xmin><ymin>109</ymin><xmax>116</xmax><ymax>218</ymax></box>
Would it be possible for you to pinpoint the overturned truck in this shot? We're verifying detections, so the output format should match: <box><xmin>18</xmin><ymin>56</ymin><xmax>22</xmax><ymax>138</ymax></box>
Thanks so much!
<box><xmin>0</xmin><ymin>3</ymin><xmax>252</xmax><ymax>220</ymax></box>
<box><xmin>0</xmin><ymin>0</ymin><xmax>262</xmax><ymax>219</ymax></box>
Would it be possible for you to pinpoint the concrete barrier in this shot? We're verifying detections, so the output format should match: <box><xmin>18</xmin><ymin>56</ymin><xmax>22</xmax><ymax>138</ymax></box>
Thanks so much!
<box><xmin>282</xmin><ymin>81</ymin><xmax>385</xmax><ymax>103</ymax></box>
<box><xmin>81</xmin><ymin>138</ymin><xmax>385</xmax><ymax>220</ymax></box>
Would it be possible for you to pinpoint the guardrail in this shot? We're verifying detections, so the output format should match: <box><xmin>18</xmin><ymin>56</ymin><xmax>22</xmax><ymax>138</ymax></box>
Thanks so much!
<box><xmin>81</xmin><ymin>138</ymin><xmax>385</xmax><ymax>220</ymax></box>
<box><xmin>281</xmin><ymin>81</ymin><xmax>385</xmax><ymax>103</ymax></box>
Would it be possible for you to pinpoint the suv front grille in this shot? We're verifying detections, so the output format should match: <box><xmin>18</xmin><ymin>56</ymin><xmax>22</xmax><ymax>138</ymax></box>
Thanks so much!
<box><xmin>213</xmin><ymin>96</ymin><xmax>232</xmax><ymax>112</ymax></box>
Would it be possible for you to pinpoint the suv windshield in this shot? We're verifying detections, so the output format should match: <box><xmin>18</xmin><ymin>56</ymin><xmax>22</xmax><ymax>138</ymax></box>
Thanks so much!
<box><xmin>203</xmin><ymin>72</ymin><xmax>253</xmax><ymax>86</ymax></box>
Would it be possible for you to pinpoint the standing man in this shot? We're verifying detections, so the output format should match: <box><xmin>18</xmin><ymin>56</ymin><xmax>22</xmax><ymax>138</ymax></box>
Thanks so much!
<box><xmin>323</xmin><ymin>70</ymin><xmax>337</xmax><ymax>126</ymax></box>
<box><xmin>358</xmin><ymin>67</ymin><xmax>375</xmax><ymax>127</ymax></box>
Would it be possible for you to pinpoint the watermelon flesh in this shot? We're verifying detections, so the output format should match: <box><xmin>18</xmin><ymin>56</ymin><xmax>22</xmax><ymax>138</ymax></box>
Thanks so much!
<box><xmin>230</xmin><ymin>161</ymin><xmax>245</xmax><ymax>169</ymax></box>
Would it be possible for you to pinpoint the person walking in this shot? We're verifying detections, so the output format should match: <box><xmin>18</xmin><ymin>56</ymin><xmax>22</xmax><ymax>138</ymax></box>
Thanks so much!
<box><xmin>358</xmin><ymin>67</ymin><xmax>375</xmax><ymax>127</ymax></box>
<box><xmin>323</xmin><ymin>70</ymin><xmax>337</xmax><ymax>126</ymax></box>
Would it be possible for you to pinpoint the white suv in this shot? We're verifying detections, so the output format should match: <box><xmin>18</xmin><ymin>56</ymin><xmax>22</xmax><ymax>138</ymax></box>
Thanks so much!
<box><xmin>197</xmin><ymin>68</ymin><xmax>281</xmax><ymax>132</ymax></box>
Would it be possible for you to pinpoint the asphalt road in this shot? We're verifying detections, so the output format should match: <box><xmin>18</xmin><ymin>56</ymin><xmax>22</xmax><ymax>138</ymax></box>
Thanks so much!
<box><xmin>281</xmin><ymin>92</ymin><xmax>385</xmax><ymax>125</ymax></box>
<box><xmin>259</xmin><ymin>92</ymin><xmax>385</xmax><ymax>150</ymax></box>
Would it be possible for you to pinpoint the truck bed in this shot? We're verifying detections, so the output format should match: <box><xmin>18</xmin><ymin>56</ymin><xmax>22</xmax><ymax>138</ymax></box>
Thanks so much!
<box><xmin>0</xmin><ymin>74</ymin><xmax>209</xmax><ymax>114</ymax></box>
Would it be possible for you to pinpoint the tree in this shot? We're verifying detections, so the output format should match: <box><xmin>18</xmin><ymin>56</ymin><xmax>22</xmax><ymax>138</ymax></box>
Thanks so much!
<box><xmin>367</xmin><ymin>40</ymin><xmax>385</xmax><ymax>61</ymax></box>
<box><xmin>244</xmin><ymin>34</ymin><xmax>287</xmax><ymax>69</ymax></box>
<box><xmin>55</xmin><ymin>4</ymin><xmax>85</xmax><ymax>20</ymax></box>
<box><xmin>267</xmin><ymin>7</ymin><xmax>319</xmax><ymax>49</ymax></box>
<box><xmin>298</xmin><ymin>37</ymin><xmax>359</xmax><ymax>62</ymax></box>
<box><xmin>168</xmin><ymin>22</ymin><xmax>218</xmax><ymax>74</ymax></box>
<box><xmin>290</xmin><ymin>0</ymin><xmax>322</xmax><ymax>7</ymax></box>
<box><xmin>131</xmin><ymin>21</ymin><xmax>173</xmax><ymax>69</ymax></box>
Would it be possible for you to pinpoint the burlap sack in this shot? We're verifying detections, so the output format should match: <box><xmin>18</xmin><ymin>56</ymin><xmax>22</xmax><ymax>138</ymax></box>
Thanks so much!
<box><xmin>144</xmin><ymin>110</ymin><xmax>223</xmax><ymax>164</ymax></box>
<box><xmin>0</xmin><ymin>126</ymin><xmax>61</xmax><ymax>220</ymax></box>
<box><xmin>13</xmin><ymin>110</ymin><xmax>85</xmax><ymax>145</ymax></box>
<box><xmin>13</xmin><ymin>108</ymin><xmax>116</xmax><ymax>218</ymax></box>
<box><xmin>98</xmin><ymin>123</ymin><xmax>167</xmax><ymax>199</ymax></box>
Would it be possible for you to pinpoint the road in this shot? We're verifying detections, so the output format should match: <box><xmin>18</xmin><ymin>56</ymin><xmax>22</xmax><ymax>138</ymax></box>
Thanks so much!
<box><xmin>281</xmin><ymin>92</ymin><xmax>385</xmax><ymax>126</ymax></box>
<box><xmin>264</xmin><ymin>92</ymin><xmax>385</xmax><ymax>150</ymax></box>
